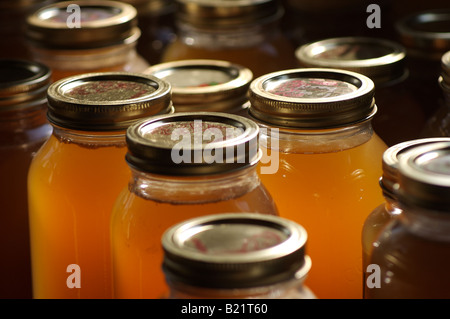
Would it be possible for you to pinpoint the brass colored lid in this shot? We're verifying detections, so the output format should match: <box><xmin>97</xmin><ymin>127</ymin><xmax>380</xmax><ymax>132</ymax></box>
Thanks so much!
<box><xmin>162</xmin><ymin>213</ymin><xmax>311</xmax><ymax>289</ymax></box>
<box><xmin>296</xmin><ymin>37</ymin><xmax>407</xmax><ymax>86</ymax></box>
<box><xmin>46</xmin><ymin>72</ymin><xmax>173</xmax><ymax>131</ymax></box>
<box><xmin>0</xmin><ymin>59</ymin><xmax>52</xmax><ymax>111</ymax></box>
<box><xmin>248</xmin><ymin>68</ymin><xmax>376</xmax><ymax>129</ymax></box>
<box><xmin>380</xmin><ymin>138</ymin><xmax>450</xmax><ymax>197</ymax></box>
<box><xmin>175</xmin><ymin>0</ymin><xmax>282</xmax><ymax>29</ymax></box>
<box><xmin>395</xmin><ymin>9</ymin><xmax>450</xmax><ymax>60</ymax></box>
<box><xmin>397</xmin><ymin>140</ymin><xmax>450</xmax><ymax>212</ymax></box>
<box><xmin>26</xmin><ymin>0</ymin><xmax>139</xmax><ymax>49</ymax></box>
<box><xmin>145</xmin><ymin>59</ymin><xmax>253</xmax><ymax>113</ymax></box>
<box><xmin>125</xmin><ymin>112</ymin><xmax>260</xmax><ymax>175</ymax></box>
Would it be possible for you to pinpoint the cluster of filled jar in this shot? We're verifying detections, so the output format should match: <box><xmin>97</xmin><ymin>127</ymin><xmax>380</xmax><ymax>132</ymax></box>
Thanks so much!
<box><xmin>1</xmin><ymin>0</ymin><xmax>449</xmax><ymax>300</ymax></box>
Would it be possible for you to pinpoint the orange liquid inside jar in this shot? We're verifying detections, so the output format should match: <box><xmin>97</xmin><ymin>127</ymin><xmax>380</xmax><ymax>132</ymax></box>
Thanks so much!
<box><xmin>111</xmin><ymin>113</ymin><xmax>278</xmax><ymax>299</ymax></box>
<box><xmin>248</xmin><ymin>68</ymin><xmax>388</xmax><ymax>299</ymax></box>
<box><xmin>27</xmin><ymin>72</ymin><xmax>173</xmax><ymax>298</ymax></box>
<box><xmin>25</xmin><ymin>1</ymin><xmax>149</xmax><ymax>82</ymax></box>
<box><xmin>160</xmin><ymin>0</ymin><xmax>298</xmax><ymax>78</ymax></box>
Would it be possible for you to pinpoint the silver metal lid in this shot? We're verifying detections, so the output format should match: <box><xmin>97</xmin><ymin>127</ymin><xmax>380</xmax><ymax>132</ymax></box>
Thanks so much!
<box><xmin>0</xmin><ymin>59</ymin><xmax>51</xmax><ymax>111</ymax></box>
<box><xmin>248</xmin><ymin>68</ymin><xmax>376</xmax><ymax>129</ymax></box>
<box><xmin>125</xmin><ymin>112</ymin><xmax>260</xmax><ymax>175</ymax></box>
<box><xmin>395</xmin><ymin>9</ymin><xmax>450</xmax><ymax>60</ymax></box>
<box><xmin>47</xmin><ymin>72</ymin><xmax>173</xmax><ymax>131</ymax></box>
<box><xmin>145</xmin><ymin>59</ymin><xmax>253</xmax><ymax>113</ymax></box>
<box><xmin>162</xmin><ymin>213</ymin><xmax>311</xmax><ymax>288</ymax></box>
<box><xmin>397</xmin><ymin>141</ymin><xmax>450</xmax><ymax>212</ymax></box>
<box><xmin>381</xmin><ymin>138</ymin><xmax>450</xmax><ymax>197</ymax></box>
<box><xmin>26</xmin><ymin>0</ymin><xmax>140</xmax><ymax>49</ymax></box>
<box><xmin>295</xmin><ymin>37</ymin><xmax>407</xmax><ymax>86</ymax></box>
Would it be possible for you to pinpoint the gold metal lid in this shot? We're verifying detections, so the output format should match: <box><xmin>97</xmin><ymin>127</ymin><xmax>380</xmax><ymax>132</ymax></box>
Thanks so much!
<box><xmin>397</xmin><ymin>140</ymin><xmax>450</xmax><ymax>212</ymax></box>
<box><xmin>395</xmin><ymin>9</ymin><xmax>450</xmax><ymax>60</ymax></box>
<box><xmin>26</xmin><ymin>0</ymin><xmax>139</xmax><ymax>49</ymax></box>
<box><xmin>117</xmin><ymin>0</ymin><xmax>175</xmax><ymax>15</ymax></box>
<box><xmin>381</xmin><ymin>138</ymin><xmax>450</xmax><ymax>197</ymax></box>
<box><xmin>144</xmin><ymin>59</ymin><xmax>253</xmax><ymax>113</ymax></box>
<box><xmin>0</xmin><ymin>59</ymin><xmax>51</xmax><ymax>111</ymax></box>
<box><xmin>162</xmin><ymin>213</ymin><xmax>311</xmax><ymax>289</ymax></box>
<box><xmin>296</xmin><ymin>37</ymin><xmax>407</xmax><ymax>86</ymax></box>
<box><xmin>125</xmin><ymin>112</ymin><xmax>260</xmax><ymax>175</ymax></box>
<box><xmin>175</xmin><ymin>0</ymin><xmax>282</xmax><ymax>29</ymax></box>
<box><xmin>46</xmin><ymin>72</ymin><xmax>173</xmax><ymax>131</ymax></box>
<box><xmin>248</xmin><ymin>68</ymin><xmax>376</xmax><ymax>129</ymax></box>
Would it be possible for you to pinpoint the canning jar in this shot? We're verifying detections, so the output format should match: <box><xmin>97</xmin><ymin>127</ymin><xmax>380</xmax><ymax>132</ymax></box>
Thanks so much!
<box><xmin>247</xmin><ymin>68</ymin><xmax>388</xmax><ymax>299</ymax></box>
<box><xmin>110</xmin><ymin>112</ymin><xmax>278</xmax><ymax>299</ymax></box>
<box><xmin>27</xmin><ymin>72</ymin><xmax>173</xmax><ymax>299</ymax></box>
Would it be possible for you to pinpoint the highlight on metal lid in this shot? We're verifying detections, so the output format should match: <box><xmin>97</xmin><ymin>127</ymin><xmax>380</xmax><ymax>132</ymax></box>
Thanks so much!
<box><xmin>125</xmin><ymin>112</ymin><xmax>260</xmax><ymax>176</ymax></box>
<box><xmin>0</xmin><ymin>59</ymin><xmax>52</xmax><ymax>111</ymax></box>
<box><xmin>440</xmin><ymin>50</ymin><xmax>450</xmax><ymax>91</ymax></box>
<box><xmin>395</xmin><ymin>9</ymin><xmax>450</xmax><ymax>59</ymax></box>
<box><xmin>248</xmin><ymin>68</ymin><xmax>376</xmax><ymax>129</ymax></box>
<box><xmin>46</xmin><ymin>71</ymin><xmax>173</xmax><ymax>131</ymax></box>
<box><xmin>397</xmin><ymin>139</ymin><xmax>450</xmax><ymax>212</ymax></box>
<box><xmin>144</xmin><ymin>59</ymin><xmax>253</xmax><ymax>113</ymax></box>
<box><xmin>295</xmin><ymin>37</ymin><xmax>407</xmax><ymax>85</ymax></box>
<box><xmin>161</xmin><ymin>213</ymin><xmax>311</xmax><ymax>289</ymax></box>
<box><xmin>26</xmin><ymin>0</ymin><xmax>139</xmax><ymax>49</ymax></box>
<box><xmin>175</xmin><ymin>0</ymin><xmax>283</xmax><ymax>29</ymax></box>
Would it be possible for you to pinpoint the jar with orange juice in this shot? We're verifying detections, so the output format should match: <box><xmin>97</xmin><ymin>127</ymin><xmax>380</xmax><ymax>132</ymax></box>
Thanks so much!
<box><xmin>0</xmin><ymin>59</ymin><xmax>52</xmax><ymax>299</ymax></box>
<box><xmin>160</xmin><ymin>0</ymin><xmax>298</xmax><ymax>78</ymax></box>
<box><xmin>110</xmin><ymin>112</ymin><xmax>278</xmax><ymax>299</ymax></box>
<box><xmin>145</xmin><ymin>59</ymin><xmax>253</xmax><ymax>116</ymax></box>
<box><xmin>247</xmin><ymin>68</ymin><xmax>388</xmax><ymax>299</ymax></box>
<box><xmin>162</xmin><ymin>213</ymin><xmax>315</xmax><ymax>299</ymax></box>
<box><xmin>25</xmin><ymin>0</ymin><xmax>150</xmax><ymax>81</ymax></box>
<box><xmin>361</xmin><ymin>137</ymin><xmax>450</xmax><ymax>298</ymax></box>
<box><xmin>365</xmin><ymin>141</ymin><xmax>450</xmax><ymax>299</ymax></box>
<box><xmin>27</xmin><ymin>72</ymin><xmax>173</xmax><ymax>299</ymax></box>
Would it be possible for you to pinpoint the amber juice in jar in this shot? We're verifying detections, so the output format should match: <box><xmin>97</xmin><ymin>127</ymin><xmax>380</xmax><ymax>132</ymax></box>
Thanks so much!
<box><xmin>25</xmin><ymin>0</ymin><xmax>150</xmax><ymax>82</ymax></box>
<box><xmin>145</xmin><ymin>59</ymin><xmax>253</xmax><ymax>116</ymax></box>
<box><xmin>248</xmin><ymin>68</ymin><xmax>388</xmax><ymax>299</ymax></box>
<box><xmin>0</xmin><ymin>60</ymin><xmax>52</xmax><ymax>299</ymax></box>
<box><xmin>160</xmin><ymin>0</ymin><xmax>298</xmax><ymax>78</ymax></box>
<box><xmin>365</xmin><ymin>141</ymin><xmax>450</xmax><ymax>299</ymax></box>
<box><xmin>110</xmin><ymin>112</ymin><xmax>278</xmax><ymax>299</ymax></box>
<box><xmin>27</xmin><ymin>72</ymin><xmax>173</xmax><ymax>299</ymax></box>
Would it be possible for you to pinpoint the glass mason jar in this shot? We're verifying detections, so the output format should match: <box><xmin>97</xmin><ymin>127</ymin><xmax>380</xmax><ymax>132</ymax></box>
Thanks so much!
<box><xmin>162</xmin><ymin>213</ymin><xmax>316</xmax><ymax>299</ymax></box>
<box><xmin>395</xmin><ymin>9</ymin><xmax>450</xmax><ymax>121</ymax></box>
<box><xmin>365</xmin><ymin>141</ymin><xmax>450</xmax><ymax>299</ymax></box>
<box><xmin>0</xmin><ymin>0</ymin><xmax>56</xmax><ymax>60</ymax></box>
<box><xmin>27</xmin><ymin>72</ymin><xmax>173</xmax><ymax>299</ymax></box>
<box><xmin>110</xmin><ymin>112</ymin><xmax>279</xmax><ymax>299</ymax></box>
<box><xmin>25</xmin><ymin>0</ymin><xmax>150</xmax><ymax>82</ymax></box>
<box><xmin>0</xmin><ymin>59</ymin><xmax>52</xmax><ymax>299</ymax></box>
<box><xmin>247</xmin><ymin>68</ymin><xmax>388</xmax><ymax>299</ymax></box>
<box><xmin>421</xmin><ymin>50</ymin><xmax>450</xmax><ymax>137</ymax></box>
<box><xmin>145</xmin><ymin>59</ymin><xmax>253</xmax><ymax>116</ymax></box>
<box><xmin>296</xmin><ymin>36</ymin><xmax>427</xmax><ymax>147</ymax></box>
<box><xmin>118</xmin><ymin>0</ymin><xmax>177</xmax><ymax>65</ymax></box>
<box><xmin>361</xmin><ymin>137</ymin><xmax>450</xmax><ymax>298</ymax></box>
<box><xmin>160</xmin><ymin>0</ymin><xmax>298</xmax><ymax>78</ymax></box>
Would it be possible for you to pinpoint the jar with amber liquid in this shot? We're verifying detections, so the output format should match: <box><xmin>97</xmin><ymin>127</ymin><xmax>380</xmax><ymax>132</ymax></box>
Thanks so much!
<box><xmin>162</xmin><ymin>213</ymin><xmax>315</xmax><ymax>299</ymax></box>
<box><xmin>421</xmin><ymin>50</ymin><xmax>450</xmax><ymax>137</ymax></box>
<box><xmin>25</xmin><ymin>0</ymin><xmax>150</xmax><ymax>82</ymax></box>
<box><xmin>110</xmin><ymin>112</ymin><xmax>278</xmax><ymax>299</ymax></box>
<box><xmin>365</xmin><ymin>141</ymin><xmax>450</xmax><ymax>299</ymax></box>
<box><xmin>0</xmin><ymin>59</ymin><xmax>52</xmax><ymax>299</ymax></box>
<box><xmin>296</xmin><ymin>36</ymin><xmax>427</xmax><ymax>146</ymax></box>
<box><xmin>247</xmin><ymin>68</ymin><xmax>388</xmax><ymax>299</ymax></box>
<box><xmin>145</xmin><ymin>59</ymin><xmax>253</xmax><ymax>116</ymax></box>
<box><xmin>27</xmin><ymin>72</ymin><xmax>173</xmax><ymax>299</ymax></box>
<box><xmin>361</xmin><ymin>137</ymin><xmax>450</xmax><ymax>298</ymax></box>
<box><xmin>160</xmin><ymin>0</ymin><xmax>298</xmax><ymax>78</ymax></box>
